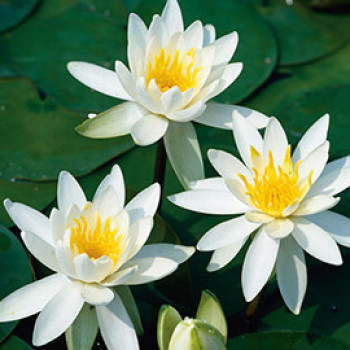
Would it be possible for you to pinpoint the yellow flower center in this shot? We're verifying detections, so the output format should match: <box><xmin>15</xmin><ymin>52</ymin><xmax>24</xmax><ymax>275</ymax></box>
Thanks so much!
<box><xmin>146</xmin><ymin>48</ymin><xmax>202</xmax><ymax>92</ymax></box>
<box><xmin>238</xmin><ymin>146</ymin><xmax>313</xmax><ymax>217</ymax></box>
<box><xmin>70</xmin><ymin>212</ymin><xmax>123</xmax><ymax>266</ymax></box>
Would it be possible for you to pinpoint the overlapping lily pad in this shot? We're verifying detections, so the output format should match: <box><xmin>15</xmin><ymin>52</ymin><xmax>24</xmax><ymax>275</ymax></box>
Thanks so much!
<box><xmin>0</xmin><ymin>78</ymin><xmax>134</xmax><ymax>181</ymax></box>
<box><xmin>0</xmin><ymin>0</ymin><xmax>40</xmax><ymax>34</ymax></box>
<box><xmin>0</xmin><ymin>225</ymin><xmax>32</xmax><ymax>342</ymax></box>
<box><xmin>0</xmin><ymin>335</ymin><xmax>33</xmax><ymax>349</ymax></box>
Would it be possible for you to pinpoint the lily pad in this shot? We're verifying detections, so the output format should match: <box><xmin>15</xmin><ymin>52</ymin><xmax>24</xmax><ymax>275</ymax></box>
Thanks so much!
<box><xmin>0</xmin><ymin>0</ymin><xmax>40</xmax><ymax>34</ymax></box>
<box><xmin>0</xmin><ymin>335</ymin><xmax>33</xmax><ymax>349</ymax></box>
<box><xmin>252</xmin><ymin>0</ymin><xmax>350</xmax><ymax>66</ymax></box>
<box><xmin>132</xmin><ymin>0</ymin><xmax>278</xmax><ymax>104</ymax></box>
<box><xmin>0</xmin><ymin>225</ymin><xmax>32</xmax><ymax>342</ymax></box>
<box><xmin>0</xmin><ymin>78</ymin><xmax>134</xmax><ymax>181</ymax></box>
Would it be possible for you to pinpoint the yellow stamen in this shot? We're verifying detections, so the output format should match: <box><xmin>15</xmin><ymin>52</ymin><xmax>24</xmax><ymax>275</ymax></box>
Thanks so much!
<box><xmin>238</xmin><ymin>146</ymin><xmax>313</xmax><ymax>217</ymax></box>
<box><xmin>70</xmin><ymin>212</ymin><xmax>123</xmax><ymax>266</ymax></box>
<box><xmin>146</xmin><ymin>48</ymin><xmax>202</xmax><ymax>92</ymax></box>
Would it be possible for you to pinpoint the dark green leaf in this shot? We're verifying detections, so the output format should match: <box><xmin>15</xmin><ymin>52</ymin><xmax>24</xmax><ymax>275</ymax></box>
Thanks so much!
<box><xmin>0</xmin><ymin>335</ymin><xmax>33</xmax><ymax>349</ymax></box>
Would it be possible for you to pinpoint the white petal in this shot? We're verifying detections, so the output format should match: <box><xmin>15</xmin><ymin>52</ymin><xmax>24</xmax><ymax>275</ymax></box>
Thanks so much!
<box><xmin>207</xmin><ymin>238</ymin><xmax>248</xmax><ymax>272</ymax></box>
<box><xmin>135</xmin><ymin>78</ymin><xmax>162</xmax><ymax>114</ymax></box>
<box><xmin>307</xmin><ymin>164</ymin><xmax>350</xmax><ymax>197</ymax></box>
<box><xmin>264</xmin><ymin>219</ymin><xmax>294</xmax><ymax>239</ymax></box>
<box><xmin>131</xmin><ymin>114</ymin><xmax>169</xmax><ymax>146</ymax></box>
<box><xmin>148</xmin><ymin>15</ymin><xmax>166</xmax><ymax>46</ymax></box>
<box><xmin>21</xmin><ymin>232</ymin><xmax>59</xmax><ymax>272</ymax></box>
<box><xmin>225</xmin><ymin>178</ymin><xmax>254</xmax><ymax>209</ymax></box>
<box><xmin>96</xmin><ymin>292</ymin><xmax>139</xmax><ymax>350</ymax></box>
<box><xmin>276</xmin><ymin>236</ymin><xmax>307</xmax><ymax>315</ymax></box>
<box><xmin>120</xmin><ymin>257</ymin><xmax>178</xmax><ymax>285</ymax></box>
<box><xmin>57</xmin><ymin>171</ymin><xmax>87</xmax><ymax>215</ymax></box>
<box><xmin>210</xmin><ymin>63</ymin><xmax>242</xmax><ymax>98</ymax></box>
<box><xmin>161</xmin><ymin>0</ymin><xmax>184</xmax><ymax>37</ymax></box>
<box><xmin>189</xmin><ymin>177</ymin><xmax>229</xmax><ymax>191</ymax></box>
<box><xmin>78</xmin><ymin>282</ymin><xmax>114</xmax><ymax>306</ymax></box>
<box><xmin>245</xmin><ymin>211</ymin><xmax>274</xmax><ymax>224</ymax></box>
<box><xmin>263</xmin><ymin>118</ymin><xmax>288</xmax><ymax>167</ymax></box>
<box><xmin>4</xmin><ymin>199</ymin><xmax>52</xmax><ymax>244</ymax></box>
<box><xmin>242</xmin><ymin>227</ymin><xmax>280</xmax><ymax>301</ymax></box>
<box><xmin>126</xmin><ymin>216</ymin><xmax>154</xmax><ymax>260</ymax></box>
<box><xmin>115</xmin><ymin>61</ymin><xmax>137</xmax><ymax>99</ymax></box>
<box><xmin>50</xmin><ymin>208</ymin><xmax>65</xmax><ymax>242</ymax></box>
<box><xmin>208</xmin><ymin>149</ymin><xmax>252</xmax><ymax>181</ymax></box>
<box><xmin>307</xmin><ymin>211</ymin><xmax>350</xmax><ymax>248</ymax></box>
<box><xmin>195</xmin><ymin>102</ymin><xmax>269</xmax><ymax>130</ymax></box>
<box><xmin>168</xmin><ymin>188</ymin><xmax>248</xmax><ymax>215</ymax></box>
<box><xmin>292</xmin><ymin>114</ymin><xmax>329</xmax><ymax>163</ymax></box>
<box><xmin>92</xmin><ymin>186</ymin><xmax>120</xmax><ymax>220</ymax></box>
<box><xmin>0</xmin><ymin>274</ymin><xmax>67</xmax><ymax>322</ymax></box>
<box><xmin>76</xmin><ymin>102</ymin><xmax>144</xmax><ymax>139</ymax></box>
<box><xmin>293</xmin><ymin>195</ymin><xmax>339</xmax><ymax>216</ymax></box>
<box><xmin>56</xmin><ymin>240</ymin><xmax>76</xmax><ymax>278</ymax></box>
<box><xmin>292</xmin><ymin>217</ymin><xmax>342</xmax><ymax>265</ymax></box>
<box><xmin>127</xmin><ymin>13</ymin><xmax>147</xmax><ymax>76</ymax></box>
<box><xmin>74</xmin><ymin>254</ymin><xmax>111</xmax><ymax>283</ymax></box>
<box><xmin>320</xmin><ymin>156</ymin><xmax>350</xmax><ymax>176</ymax></box>
<box><xmin>161</xmin><ymin>87</ymin><xmax>193</xmax><ymax>115</ymax></box>
<box><xmin>94</xmin><ymin>164</ymin><xmax>126</xmax><ymax>210</ymax></box>
<box><xmin>102</xmin><ymin>266</ymin><xmax>138</xmax><ymax>287</ymax></box>
<box><xmin>232</xmin><ymin>110</ymin><xmax>263</xmax><ymax>168</ymax></box>
<box><xmin>197</xmin><ymin>215</ymin><xmax>261</xmax><ymax>251</ymax></box>
<box><xmin>203</xmin><ymin>24</ymin><xmax>215</xmax><ymax>46</ymax></box>
<box><xmin>183</xmin><ymin>20</ymin><xmax>203</xmax><ymax>49</ymax></box>
<box><xmin>132</xmin><ymin>243</ymin><xmax>195</xmax><ymax>263</ymax></box>
<box><xmin>212</xmin><ymin>31</ymin><xmax>238</xmax><ymax>65</ymax></box>
<box><xmin>298</xmin><ymin>141</ymin><xmax>329</xmax><ymax>184</ymax></box>
<box><xmin>164</xmin><ymin>121</ymin><xmax>204</xmax><ymax>189</ymax></box>
<box><xmin>125</xmin><ymin>183</ymin><xmax>160</xmax><ymax>224</ymax></box>
<box><xmin>167</xmin><ymin>102</ymin><xmax>206</xmax><ymax>122</ymax></box>
<box><xmin>67</xmin><ymin>62</ymin><xmax>132</xmax><ymax>100</ymax></box>
<box><xmin>33</xmin><ymin>283</ymin><xmax>84</xmax><ymax>346</ymax></box>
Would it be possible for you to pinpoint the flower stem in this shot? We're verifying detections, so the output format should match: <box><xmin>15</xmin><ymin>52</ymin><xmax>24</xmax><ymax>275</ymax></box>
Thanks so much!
<box><xmin>244</xmin><ymin>286</ymin><xmax>266</xmax><ymax>322</ymax></box>
<box><xmin>153</xmin><ymin>139</ymin><xmax>167</xmax><ymax>213</ymax></box>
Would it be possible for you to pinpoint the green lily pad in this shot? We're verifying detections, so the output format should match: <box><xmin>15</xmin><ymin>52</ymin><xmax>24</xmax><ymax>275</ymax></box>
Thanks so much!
<box><xmin>0</xmin><ymin>335</ymin><xmax>33</xmax><ymax>349</ymax></box>
<box><xmin>0</xmin><ymin>0</ymin><xmax>129</xmax><ymax>112</ymax></box>
<box><xmin>0</xmin><ymin>78</ymin><xmax>134</xmax><ymax>181</ymax></box>
<box><xmin>134</xmin><ymin>0</ymin><xmax>278</xmax><ymax>104</ymax></box>
<box><xmin>0</xmin><ymin>0</ymin><xmax>40</xmax><ymax>34</ymax></box>
<box><xmin>0</xmin><ymin>225</ymin><xmax>32</xmax><ymax>342</ymax></box>
<box><xmin>252</xmin><ymin>0</ymin><xmax>350</xmax><ymax>66</ymax></box>
<box><xmin>0</xmin><ymin>178</ymin><xmax>56</xmax><ymax>228</ymax></box>
<box><xmin>227</xmin><ymin>331</ymin><xmax>350</xmax><ymax>349</ymax></box>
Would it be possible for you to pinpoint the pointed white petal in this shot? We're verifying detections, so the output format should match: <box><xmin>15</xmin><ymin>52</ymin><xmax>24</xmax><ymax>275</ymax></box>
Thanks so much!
<box><xmin>133</xmin><ymin>243</ymin><xmax>195</xmax><ymax>263</ymax></box>
<box><xmin>264</xmin><ymin>219</ymin><xmax>294</xmax><ymax>239</ymax></box>
<box><xmin>93</xmin><ymin>164</ymin><xmax>126</xmax><ymax>210</ymax></box>
<box><xmin>115</xmin><ymin>61</ymin><xmax>137</xmax><ymax>99</ymax></box>
<box><xmin>76</xmin><ymin>102</ymin><xmax>144</xmax><ymax>139</ymax></box>
<box><xmin>276</xmin><ymin>236</ymin><xmax>307</xmax><ymax>315</ymax></box>
<box><xmin>197</xmin><ymin>215</ymin><xmax>260</xmax><ymax>251</ymax></box>
<box><xmin>320</xmin><ymin>156</ymin><xmax>350</xmax><ymax>176</ymax></box>
<box><xmin>242</xmin><ymin>227</ymin><xmax>280</xmax><ymax>301</ymax></box>
<box><xmin>102</xmin><ymin>266</ymin><xmax>139</xmax><ymax>287</ymax></box>
<box><xmin>183</xmin><ymin>20</ymin><xmax>203</xmax><ymax>49</ymax></box>
<box><xmin>203</xmin><ymin>24</ymin><xmax>215</xmax><ymax>46</ymax></box>
<box><xmin>245</xmin><ymin>211</ymin><xmax>274</xmax><ymax>224</ymax></box>
<box><xmin>78</xmin><ymin>283</ymin><xmax>114</xmax><ymax>306</ymax></box>
<box><xmin>125</xmin><ymin>183</ymin><xmax>160</xmax><ymax>224</ymax></box>
<box><xmin>92</xmin><ymin>186</ymin><xmax>120</xmax><ymax>220</ymax></box>
<box><xmin>161</xmin><ymin>0</ymin><xmax>184</xmax><ymax>37</ymax></box>
<box><xmin>120</xmin><ymin>257</ymin><xmax>178</xmax><ymax>285</ymax></box>
<box><xmin>56</xmin><ymin>241</ymin><xmax>77</xmax><ymax>278</ymax></box>
<box><xmin>189</xmin><ymin>177</ymin><xmax>227</xmax><ymax>191</ymax></box>
<box><xmin>167</xmin><ymin>102</ymin><xmax>206</xmax><ymax>122</ymax></box>
<box><xmin>168</xmin><ymin>188</ymin><xmax>248</xmax><ymax>215</ymax></box>
<box><xmin>161</xmin><ymin>87</ymin><xmax>193</xmax><ymax>115</ymax></box>
<box><xmin>292</xmin><ymin>217</ymin><xmax>342</xmax><ymax>265</ymax></box>
<box><xmin>263</xmin><ymin>118</ymin><xmax>288</xmax><ymax>167</ymax></box>
<box><xmin>0</xmin><ymin>274</ymin><xmax>67</xmax><ymax>322</ymax></box>
<box><xmin>207</xmin><ymin>238</ymin><xmax>248</xmax><ymax>272</ymax></box>
<box><xmin>21</xmin><ymin>232</ymin><xmax>59</xmax><ymax>272</ymax></box>
<box><xmin>67</xmin><ymin>62</ymin><xmax>132</xmax><ymax>100</ymax></box>
<box><xmin>136</xmin><ymin>78</ymin><xmax>162</xmax><ymax>114</ymax></box>
<box><xmin>232</xmin><ymin>110</ymin><xmax>263</xmax><ymax>168</ymax></box>
<box><xmin>212</xmin><ymin>31</ymin><xmax>238</xmax><ymax>65</ymax></box>
<box><xmin>208</xmin><ymin>149</ymin><xmax>252</xmax><ymax>181</ymax></box>
<box><xmin>195</xmin><ymin>102</ymin><xmax>269</xmax><ymax>130</ymax></box>
<box><xmin>292</xmin><ymin>114</ymin><xmax>329</xmax><ymax>163</ymax></box>
<box><xmin>164</xmin><ymin>122</ymin><xmax>204</xmax><ymax>189</ymax></box>
<box><xmin>298</xmin><ymin>141</ymin><xmax>329</xmax><ymax>184</ymax></box>
<box><xmin>33</xmin><ymin>283</ymin><xmax>84</xmax><ymax>346</ymax></box>
<box><xmin>96</xmin><ymin>292</ymin><xmax>139</xmax><ymax>350</ymax></box>
<box><xmin>307</xmin><ymin>211</ymin><xmax>350</xmax><ymax>248</ymax></box>
<box><xmin>50</xmin><ymin>208</ymin><xmax>65</xmax><ymax>242</ymax></box>
<box><xmin>225</xmin><ymin>178</ymin><xmax>255</xmax><ymax>209</ymax></box>
<box><xmin>293</xmin><ymin>195</ymin><xmax>339</xmax><ymax>216</ymax></box>
<box><xmin>210</xmin><ymin>63</ymin><xmax>242</xmax><ymax>98</ymax></box>
<box><xmin>74</xmin><ymin>254</ymin><xmax>105</xmax><ymax>283</ymax></box>
<box><xmin>58</xmin><ymin>171</ymin><xmax>86</xmax><ymax>215</ymax></box>
<box><xmin>4</xmin><ymin>199</ymin><xmax>52</xmax><ymax>244</ymax></box>
<box><xmin>131</xmin><ymin>114</ymin><xmax>169</xmax><ymax>146</ymax></box>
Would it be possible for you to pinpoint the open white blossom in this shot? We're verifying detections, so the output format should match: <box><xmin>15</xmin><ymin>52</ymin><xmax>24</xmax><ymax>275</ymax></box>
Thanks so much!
<box><xmin>0</xmin><ymin>165</ymin><xmax>194</xmax><ymax>349</ymax></box>
<box><xmin>169</xmin><ymin>113</ymin><xmax>350</xmax><ymax>314</ymax></box>
<box><xmin>67</xmin><ymin>0</ymin><xmax>268</xmax><ymax>188</ymax></box>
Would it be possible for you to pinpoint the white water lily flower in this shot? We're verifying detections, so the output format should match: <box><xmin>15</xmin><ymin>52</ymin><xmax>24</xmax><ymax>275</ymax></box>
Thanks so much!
<box><xmin>169</xmin><ymin>113</ymin><xmax>350</xmax><ymax>314</ymax></box>
<box><xmin>0</xmin><ymin>165</ymin><xmax>194</xmax><ymax>349</ymax></box>
<box><xmin>67</xmin><ymin>0</ymin><xmax>268</xmax><ymax>188</ymax></box>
